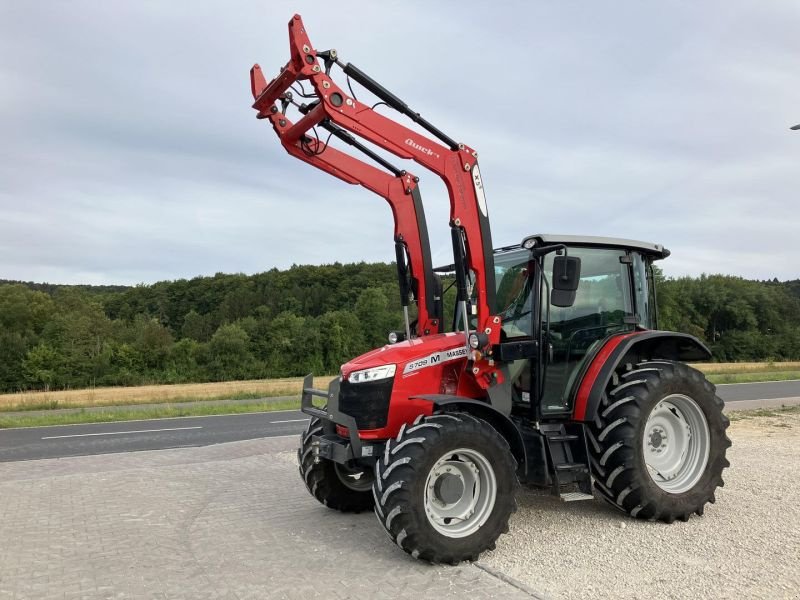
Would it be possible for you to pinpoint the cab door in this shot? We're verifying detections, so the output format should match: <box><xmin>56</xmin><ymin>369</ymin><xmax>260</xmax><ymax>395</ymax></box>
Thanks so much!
<box><xmin>539</xmin><ymin>247</ymin><xmax>637</xmax><ymax>415</ymax></box>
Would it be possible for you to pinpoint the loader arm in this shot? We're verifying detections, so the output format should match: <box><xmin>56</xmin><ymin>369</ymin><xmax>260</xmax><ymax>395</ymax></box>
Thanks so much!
<box><xmin>250</xmin><ymin>14</ymin><xmax>501</xmax><ymax>390</ymax></box>
<box><xmin>264</xmin><ymin>108</ymin><xmax>441</xmax><ymax>336</ymax></box>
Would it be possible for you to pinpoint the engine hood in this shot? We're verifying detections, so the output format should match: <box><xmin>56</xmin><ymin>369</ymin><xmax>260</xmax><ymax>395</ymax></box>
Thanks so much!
<box><xmin>341</xmin><ymin>332</ymin><xmax>469</xmax><ymax>380</ymax></box>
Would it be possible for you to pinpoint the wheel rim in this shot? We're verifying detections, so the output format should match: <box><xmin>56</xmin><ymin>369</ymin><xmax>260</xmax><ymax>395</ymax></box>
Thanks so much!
<box><xmin>643</xmin><ymin>394</ymin><xmax>710</xmax><ymax>494</ymax></box>
<box><xmin>423</xmin><ymin>448</ymin><xmax>497</xmax><ymax>538</ymax></box>
<box><xmin>334</xmin><ymin>462</ymin><xmax>374</xmax><ymax>492</ymax></box>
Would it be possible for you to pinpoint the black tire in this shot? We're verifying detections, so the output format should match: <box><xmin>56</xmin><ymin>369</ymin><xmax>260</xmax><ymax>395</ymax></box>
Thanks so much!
<box><xmin>297</xmin><ymin>417</ymin><xmax>374</xmax><ymax>513</ymax></box>
<box><xmin>587</xmin><ymin>360</ymin><xmax>731</xmax><ymax>523</ymax></box>
<box><xmin>373</xmin><ymin>412</ymin><xmax>519</xmax><ymax>564</ymax></box>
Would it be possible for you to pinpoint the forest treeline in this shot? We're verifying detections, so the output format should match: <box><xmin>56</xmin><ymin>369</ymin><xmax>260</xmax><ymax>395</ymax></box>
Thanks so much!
<box><xmin>1</xmin><ymin>264</ymin><xmax>799</xmax><ymax>392</ymax></box>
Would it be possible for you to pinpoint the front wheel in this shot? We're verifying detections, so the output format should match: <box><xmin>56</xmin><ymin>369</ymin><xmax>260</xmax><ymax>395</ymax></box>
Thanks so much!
<box><xmin>373</xmin><ymin>412</ymin><xmax>518</xmax><ymax>564</ymax></box>
<box><xmin>587</xmin><ymin>360</ymin><xmax>731</xmax><ymax>522</ymax></box>
<box><xmin>297</xmin><ymin>417</ymin><xmax>375</xmax><ymax>512</ymax></box>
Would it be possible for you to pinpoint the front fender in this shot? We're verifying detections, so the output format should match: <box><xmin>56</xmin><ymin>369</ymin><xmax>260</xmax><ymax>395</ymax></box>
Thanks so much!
<box><xmin>412</xmin><ymin>394</ymin><xmax>527</xmax><ymax>475</ymax></box>
<box><xmin>571</xmin><ymin>330</ymin><xmax>711</xmax><ymax>422</ymax></box>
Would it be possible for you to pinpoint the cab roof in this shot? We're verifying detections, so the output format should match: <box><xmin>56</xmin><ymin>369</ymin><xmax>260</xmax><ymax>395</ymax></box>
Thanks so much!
<box><xmin>435</xmin><ymin>234</ymin><xmax>669</xmax><ymax>273</ymax></box>
<box><xmin>516</xmin><ymin>234</ymin><xmax>670</xmax><ymax>259</ymax></box>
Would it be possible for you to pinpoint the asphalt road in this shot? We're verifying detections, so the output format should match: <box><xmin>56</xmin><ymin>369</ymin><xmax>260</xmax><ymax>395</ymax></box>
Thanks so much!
<box><xmin>0</xmin><ymin>411</ymin><xmax>311</xmax><ymax>463</ymax></box>
<box><xmin>1</xmin><ymin>380</ymin><xmax>798</xmax><ymax>463</ymax></box>
<box><xmin>714</xmin><ymin>379</ymin><xmax>800</xmax><ymax>401</ymax></box>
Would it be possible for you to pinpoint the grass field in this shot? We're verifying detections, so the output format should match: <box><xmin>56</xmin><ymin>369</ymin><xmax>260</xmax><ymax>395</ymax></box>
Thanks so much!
<box><xmin>0</xmin><ymin>362</ymin><xmax>797</xmax><ymax>429</ymax></box>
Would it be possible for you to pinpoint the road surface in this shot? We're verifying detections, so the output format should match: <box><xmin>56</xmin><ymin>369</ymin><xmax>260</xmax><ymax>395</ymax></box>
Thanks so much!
<box><xmin>1</xmin><ymin>380</ymin><xmax>798</xmax><ymax>463</ymax></box>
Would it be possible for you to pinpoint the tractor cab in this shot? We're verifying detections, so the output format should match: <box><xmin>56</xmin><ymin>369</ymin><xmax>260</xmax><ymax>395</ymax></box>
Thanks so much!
<box><xmin>491</xmin><ymin>234</ymin><xmax>670</xmax><ymax>418</ymax></box>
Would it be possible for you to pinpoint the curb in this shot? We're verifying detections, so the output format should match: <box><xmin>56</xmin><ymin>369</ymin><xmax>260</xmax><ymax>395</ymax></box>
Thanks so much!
<box><xmin>473</xmin><ymin>561</ymin><xmax>549</xmax><ymax>599</ymax></box>
<box><xmin>723</xmin><ymin>397</ymin><xmax>800</xmax><ymax>412</ymax></box>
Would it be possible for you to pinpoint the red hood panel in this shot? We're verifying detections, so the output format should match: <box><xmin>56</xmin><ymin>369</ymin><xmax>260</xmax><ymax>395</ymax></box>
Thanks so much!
<box><xmin>342</xmin><ymin>332</ymin><xmax>468</xmax><ymax>379</ymax></box>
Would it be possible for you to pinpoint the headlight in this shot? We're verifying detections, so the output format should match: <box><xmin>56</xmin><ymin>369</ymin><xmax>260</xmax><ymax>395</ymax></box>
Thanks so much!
<box><xmin>468</xmin><ymin>332</ymin><xmax>489</xmax><ymax>349</ymax></box>
<box><xmin>348</xmin><ymin>364</ymin><xmax>396</xmax><ymax>384</ymax></box>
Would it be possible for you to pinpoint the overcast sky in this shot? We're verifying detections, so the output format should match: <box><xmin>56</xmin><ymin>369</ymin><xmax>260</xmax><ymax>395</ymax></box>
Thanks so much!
<box><xmin>1</xmin><ymin>1</ymin><xmax>798</xmax><ymax>285</ymax></box>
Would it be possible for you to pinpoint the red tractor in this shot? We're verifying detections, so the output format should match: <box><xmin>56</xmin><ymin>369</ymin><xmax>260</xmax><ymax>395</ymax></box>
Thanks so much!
<box><xmin>250</xmin><ymin>15</ymin><xmax>731</xmax><ymax>564</ymax></box>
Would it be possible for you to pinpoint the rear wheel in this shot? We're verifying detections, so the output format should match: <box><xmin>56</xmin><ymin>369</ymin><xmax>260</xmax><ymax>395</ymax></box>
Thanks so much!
<box><xmin>373</xmin><ymin>412</ymin><xmax>518</xmax><ymax>564</ymax></box>
<box><xmin>587</xmin><ymin>360</ymin><xmax>731</xmax><ymax>522</ymax></box>
<box><xmin>297</xmin><ymin>417</ymin><xmax>374</xmax><ymax>512</ymax></box>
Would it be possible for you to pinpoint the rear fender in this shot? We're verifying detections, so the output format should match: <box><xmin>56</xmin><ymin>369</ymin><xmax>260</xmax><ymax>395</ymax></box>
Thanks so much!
<box><xmin>413</xmin><ymin>394</ymin><xmax>527</xmax><ymax>475</ymax></box>
<box><xmin>571</xmin><ymin>330</ymin><xmax>711</xmax><ymax>422</ymax></box>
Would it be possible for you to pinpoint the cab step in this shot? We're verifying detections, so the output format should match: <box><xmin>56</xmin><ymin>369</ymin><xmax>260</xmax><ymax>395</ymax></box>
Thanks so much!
<box><xmin>547</xmin><ymin>434</ymin><xmax>579</xmax><ymax>442</ymax></box>
<box><xmin>554</xmin><ymin>462</ymin><xmax>589</xmax><ymax>472</ymax></box>
<box><xmin>542</xmin><ymin>423</ymin><xmax>593</xmax><ymax>497</ymax></box>
<box><xmin>560</xmin><ymin>491</ymin><xmax>595</xmax><ymax>502</ymax></box>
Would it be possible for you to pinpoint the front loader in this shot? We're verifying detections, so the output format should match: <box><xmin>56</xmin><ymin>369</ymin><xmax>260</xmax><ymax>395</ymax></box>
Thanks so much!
<box><xmin>249</xmin><ymin>14</ymin><xmax>731</xmax><ymax>564</ymax></box>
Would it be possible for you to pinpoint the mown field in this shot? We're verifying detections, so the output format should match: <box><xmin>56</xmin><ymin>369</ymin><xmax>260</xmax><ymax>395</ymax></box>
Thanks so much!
<box><xmin>0</xmin><ymin>376</ymin><xmax>337</xmax><ymax>413</ymax></box>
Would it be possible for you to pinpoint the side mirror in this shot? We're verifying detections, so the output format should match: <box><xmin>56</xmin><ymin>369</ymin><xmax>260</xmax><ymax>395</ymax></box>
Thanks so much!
<box><xmin>551</xmin><ymin>255</ymin><xmax>581</xmax><ymax>307</ymax></box>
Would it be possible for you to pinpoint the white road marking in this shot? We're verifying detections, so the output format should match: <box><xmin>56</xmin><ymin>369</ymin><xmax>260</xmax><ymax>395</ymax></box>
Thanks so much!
<box><xmin>41</xmin><ymin>426</ymin><xmax>203</xmax><ymax>440</ymax></box>
<box><xmin>269</xmin><ymin>418</ymin><xmax>310</xmax><ymax>424</ymax></box>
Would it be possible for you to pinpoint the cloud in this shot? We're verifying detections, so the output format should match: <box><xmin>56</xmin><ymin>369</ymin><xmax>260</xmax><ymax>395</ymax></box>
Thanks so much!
<box><xmin>1</xmin><ymin>0</ymin><xmax>798</xmax><ymax>284</ymax></box>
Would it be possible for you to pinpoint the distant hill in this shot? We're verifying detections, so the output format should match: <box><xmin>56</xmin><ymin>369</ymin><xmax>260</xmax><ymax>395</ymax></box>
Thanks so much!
<box><xmin>0</xmin><ymin>279</ymin><xmax>130</xmax><ymax>295</ymax></box>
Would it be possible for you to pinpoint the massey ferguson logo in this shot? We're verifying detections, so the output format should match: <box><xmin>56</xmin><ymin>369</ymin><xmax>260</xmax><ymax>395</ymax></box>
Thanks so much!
<box><xmin>405</xmin><ymin>138</ymin><xmax>439</xmax><ymax>158</ymax></box>
<box><xmin>402</xmin><ymin>346</ymin><xmax>468</xmax><ymax>375</ymax></box>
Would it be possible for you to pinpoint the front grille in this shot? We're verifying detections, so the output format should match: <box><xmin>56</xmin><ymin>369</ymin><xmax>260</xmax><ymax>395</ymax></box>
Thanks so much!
<box><xmin>338</xmin><ymin>378</ymin><xmax>394</xmax><ymax>430</ymax></box>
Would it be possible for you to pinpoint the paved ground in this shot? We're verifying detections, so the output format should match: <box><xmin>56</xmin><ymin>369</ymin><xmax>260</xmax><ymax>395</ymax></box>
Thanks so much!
<box><xmin>1</xmin><ymin>410</ymin><xmax>799</xmax><ymax>599</ymax></box>
<box><xmin>483</xmin><ymin>412</ymin><xmax>800</xmax><ymax>599</ymax></box>
<box><xmin>0</xmin><ymin>383</ymin><xmax>798</xmax><ymax>599</ymax></box>
<box><xmin>0</xmin><ymin>436</ymin><xmax>535</xmax><ymax>600</ymax></box>
<box><xmin>2</xmin><ymin>380</ymin><xmax>798</xmax><ymax>462</ymax></box>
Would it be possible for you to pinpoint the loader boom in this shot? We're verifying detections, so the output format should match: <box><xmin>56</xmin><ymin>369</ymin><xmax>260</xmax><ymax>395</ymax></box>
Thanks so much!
<box><xmin>250</xmin><ymin>14</ymin><xmax>501</xmax><ymax>389</ymax></box>
<box><xmin>262</xmin><ymin>106</ymin><xmax>441</xmax><ymax>337</ymax></box>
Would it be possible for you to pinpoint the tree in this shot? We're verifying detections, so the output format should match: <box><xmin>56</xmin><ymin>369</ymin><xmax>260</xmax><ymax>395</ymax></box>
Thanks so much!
<box><xmin>317</xmin><ymin>310</ymin><xmax>367</xmax><ymax>372</ymax></box>
<box><xmin>0</xmin><ymin>331</ymin><xmax>30</xmax><ymax>391</ymax></box>
<box><xmin>164</xmin><ymin>338</ymin><xmax>205</xmax><ymax>383</ymax></box>
<box><xmin>181</xmin><ymin>310</ymin><xmax>212</xmax><ymax>342</ymax></box>
<box><xmin>133</xmin><ymin>317</ymin><xmax>173</xmax><ymax>371</ymax></box>
<box><xmin>355</xmin><ymin>287</ymin><xmax>401</xmax><ymax>348</ymax></box>
<box><xmin>208</xmin><ymin>324</ymin><xmax>258</xmax><ymax>381</ymax></box>
<box><xmin>22</xmin><ymin>343</ymin><xmax>62</xmax><ymax>389</ymax></box>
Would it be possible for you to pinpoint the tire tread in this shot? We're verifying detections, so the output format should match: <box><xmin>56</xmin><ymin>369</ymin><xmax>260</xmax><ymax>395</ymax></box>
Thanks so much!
<box><xmin>587</xmin><ymin>360</ymin><xmax>731</xmax><ymax>523</ymax></box>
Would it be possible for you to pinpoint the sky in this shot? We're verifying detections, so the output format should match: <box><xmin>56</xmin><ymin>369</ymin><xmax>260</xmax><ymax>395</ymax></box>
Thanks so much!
<box><xmin>1</xmin><ymin>0</ymin><xmax>798</xmax><ymax>285</ymax></box>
